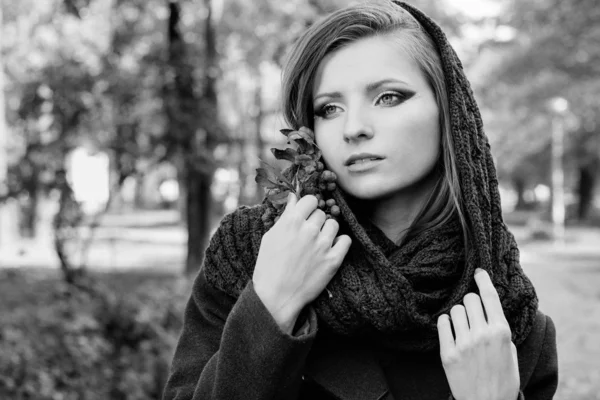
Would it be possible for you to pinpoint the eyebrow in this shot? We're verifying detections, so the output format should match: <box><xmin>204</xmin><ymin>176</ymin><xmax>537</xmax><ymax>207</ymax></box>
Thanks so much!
<box><xmin>313</xmin><ymin>78</ymin><xmax>409</xmax><ymax>103</ymax></box>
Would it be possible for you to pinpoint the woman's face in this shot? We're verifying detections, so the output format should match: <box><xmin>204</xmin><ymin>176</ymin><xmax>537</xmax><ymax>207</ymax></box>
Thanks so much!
<box><xmin>312</xmin><ymin>35</ymin><xmax>440</xmax><ymax>201</ymax></box>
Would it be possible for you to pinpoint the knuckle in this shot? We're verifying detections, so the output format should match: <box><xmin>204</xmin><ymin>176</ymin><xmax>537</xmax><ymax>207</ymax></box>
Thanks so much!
<box><xmin>455</xmin><ymin>339</ymin><xmax>471</xmax><ymax>353</ymax></box>
<box><xmin>472</xmin><ymin>331</ymin><xmax>488</xmax><ymax>346</ymax></box>
<box><xmin>441</xmin><ymin>350</ymin><xmax>459</xmax><ymax>366</ymax></box>
<box><xmin>288</xmin><ymin>212</ymin><xmax>302</xmax><ymax>225</ymax></box>
<box><xmin>304</xmin><ymin>223</ymin><xmax>320</xmax><ymax>236</ymax></box>
<box><xmin>491</xmin><ymin>324</ymin><xmax>512</xmax><ymax>341</ymax></box>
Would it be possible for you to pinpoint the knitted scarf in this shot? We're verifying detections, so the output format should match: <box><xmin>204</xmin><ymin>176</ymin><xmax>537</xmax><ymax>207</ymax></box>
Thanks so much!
<box><xmin>204</xmin><ymin>1</ymin><xmax>538</xmax><ymax>352</ymax></box>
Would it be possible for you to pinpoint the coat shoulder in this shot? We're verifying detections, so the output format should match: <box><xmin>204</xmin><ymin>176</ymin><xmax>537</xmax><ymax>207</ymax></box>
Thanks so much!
<box><xmin>207</xmin><ymin>203</ymin><xmax>268</xmax><ymax>254</ymax></box>
<box><xmin>214</xmin><ymin>202</ymin><xmax>269</xmax><ymax>237</ymax></box>
<box><xmin>202</xmin><ymin>203</ymin><xmax>269</xmax><ymax>297</ymax></box>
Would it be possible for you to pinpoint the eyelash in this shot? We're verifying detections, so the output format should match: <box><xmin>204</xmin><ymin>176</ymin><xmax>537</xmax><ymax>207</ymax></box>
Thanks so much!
<box><xmin>314</xmin><ymin>91</ymin><xmax>409</xmax><ymax>118</ymax></box>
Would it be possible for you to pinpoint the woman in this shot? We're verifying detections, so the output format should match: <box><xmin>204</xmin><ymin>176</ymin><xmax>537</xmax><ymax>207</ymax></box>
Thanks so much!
<box><xmin>163</xmin><ymin>1</ymin><xmax>558</xmax><ymax>399</ymax></box>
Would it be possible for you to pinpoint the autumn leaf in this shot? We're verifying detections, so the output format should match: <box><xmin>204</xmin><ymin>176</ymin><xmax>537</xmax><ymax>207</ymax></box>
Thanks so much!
<box><xmin>271</xmin><ymin>148</ymin><xmax>298</xmax><ymax>163</ymax></box>
<box><xmin>256</xmin><ymin>160</ymin><xmax>295</xmax><ymax>191</ymax></box>
<box><xmin>255</xmin><ymin>168</ymin><xmax>280</xmax><ymax>189</ymax></box>
<box><xmin>294</xmin><ymin>154</ymin><xmax>313</xmax><ymax>164</ymax></box>
<box><xmin>288</xmin><ymin>132</ymin><xmax>303</xmax><ymax>141</ymax></box>
<box><xmin>297</xmin><ymin>127</ymin><xmax>316</xmax><ymax>145</ymax></box>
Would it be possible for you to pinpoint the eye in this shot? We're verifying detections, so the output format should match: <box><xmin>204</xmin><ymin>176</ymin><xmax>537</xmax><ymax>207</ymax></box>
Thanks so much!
<box><xmin>375</xmin><ymin>91</ymin><xmax>409</xmax><ymax>107</ymax></box>
<box><xmin>314</xmin><ymin>104</ymin><xmax>341</xmax><ymax>119</ymax></box>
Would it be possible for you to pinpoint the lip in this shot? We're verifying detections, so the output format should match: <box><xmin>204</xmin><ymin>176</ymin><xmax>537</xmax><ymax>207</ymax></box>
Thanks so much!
<box><xmin>344</xmin><ymin>153</ymin><xmax>385</xmax><ymax>166</ymax></box>
<box><xmin>347</xmin><ymin>158</ymin><xmax>383</xmax><ymax>172</ymax></box>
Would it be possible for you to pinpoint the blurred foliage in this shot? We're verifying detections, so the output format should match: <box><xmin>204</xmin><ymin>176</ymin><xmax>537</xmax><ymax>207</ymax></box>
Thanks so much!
<box><xmin>1</xmin><ymin>0</ymin><xmax>464</xmax><ymax>205</ymax></box>
<box><xmin>475</xmin><ymin>0</ymin><xmax>600</xmax><ymax>187</ymax></box>
<box><xmin>0</xmin><ymin>269</ymin><xmax>189</xmax><ymax>399</ymax></box>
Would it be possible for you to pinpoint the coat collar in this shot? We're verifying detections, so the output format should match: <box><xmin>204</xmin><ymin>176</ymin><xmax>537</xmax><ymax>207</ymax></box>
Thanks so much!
<box><xmin>303</xmin><ymin>337</ymin><xmax>394</xmax><ymax>400</ymax></box>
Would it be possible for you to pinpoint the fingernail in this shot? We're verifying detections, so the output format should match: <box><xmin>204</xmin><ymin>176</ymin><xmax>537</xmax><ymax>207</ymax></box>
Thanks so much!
<box><xmin>475</xmin><ymin>268</ymin><xmax>484</xmax><ymax>275</ymax></box>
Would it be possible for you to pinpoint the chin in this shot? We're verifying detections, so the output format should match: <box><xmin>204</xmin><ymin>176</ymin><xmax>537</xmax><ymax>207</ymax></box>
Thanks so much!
<box><xmin>339</xmin><ymin>179</ymin><xmax>401</xmax><ymax>201</ymax></box>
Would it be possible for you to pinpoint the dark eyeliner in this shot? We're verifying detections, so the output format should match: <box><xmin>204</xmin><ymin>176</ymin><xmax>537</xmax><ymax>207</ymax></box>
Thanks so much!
<box><xmin>375</xmin><ymin>89</ymin><xmax>415</xmax><ymax>105</ymax></box>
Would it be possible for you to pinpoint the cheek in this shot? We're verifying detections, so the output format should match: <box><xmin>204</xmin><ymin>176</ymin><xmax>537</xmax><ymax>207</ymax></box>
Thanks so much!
<box><xmin>388</xmin><ymin>104</ymin><xmax>440</xmax><ymax>156</ymax></box>
<box><xmin>315</xmin><ymin>128</ymin><xmax>342</xmax><ymax>166</ymax></box>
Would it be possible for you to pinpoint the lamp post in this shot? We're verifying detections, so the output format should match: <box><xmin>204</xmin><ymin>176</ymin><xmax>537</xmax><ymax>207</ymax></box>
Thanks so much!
<box><xmin>548</xmin><ymin>97</ymin><xmax>568</xmax><ymax>245</ymax></box>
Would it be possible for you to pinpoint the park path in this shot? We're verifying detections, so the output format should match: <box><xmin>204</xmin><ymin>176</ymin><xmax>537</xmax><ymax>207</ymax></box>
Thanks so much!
<box><xmin>517</xmin><ymin>228</ymin><xmax>600</xmax><ymax>399</ymax></box>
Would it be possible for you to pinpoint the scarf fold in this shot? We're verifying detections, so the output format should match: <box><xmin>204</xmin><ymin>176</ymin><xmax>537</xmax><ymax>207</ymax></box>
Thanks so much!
<box><xmin>203</xmin><ymin>1</ymin><xmax>538</xmax><ymax>352</ymax></box>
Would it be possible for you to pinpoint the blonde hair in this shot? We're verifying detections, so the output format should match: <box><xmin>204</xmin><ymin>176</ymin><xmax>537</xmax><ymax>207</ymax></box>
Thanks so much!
<box><xmin>281</xmin><ymin>0</ymin><xmax>470</xmax><ymax>249</ymax></box>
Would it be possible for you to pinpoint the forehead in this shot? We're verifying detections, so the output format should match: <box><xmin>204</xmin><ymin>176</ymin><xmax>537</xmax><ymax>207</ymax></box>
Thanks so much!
<box><xmin>313</xmin><ymin>35</ymin><xmax>425</xmax><ymax>94</ymax></box>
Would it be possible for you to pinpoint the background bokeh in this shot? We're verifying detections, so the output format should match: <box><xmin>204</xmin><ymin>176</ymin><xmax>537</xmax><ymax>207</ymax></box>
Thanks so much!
<box><xmin>1</xmin><ymin>0</ymin><xmax>599</xmax><ymax>398</ymax></box>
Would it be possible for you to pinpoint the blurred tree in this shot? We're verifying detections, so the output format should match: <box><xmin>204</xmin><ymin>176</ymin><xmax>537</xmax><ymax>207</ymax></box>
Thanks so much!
<box><xmin>163</xmin><ymin>0</ymin><xmax>227</xmax><ymax>275</ymax></box>
<box><xmin>474</xmin><ymin>0</ymin><xmax>600</xmax><ymax>217</ymax></box>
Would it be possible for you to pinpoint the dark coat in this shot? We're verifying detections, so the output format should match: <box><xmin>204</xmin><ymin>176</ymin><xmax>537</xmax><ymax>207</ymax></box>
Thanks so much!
<box><xmin>163</xmin><ymin>269</ymin><xmax>558</xmax><ymax>400</ymax></box>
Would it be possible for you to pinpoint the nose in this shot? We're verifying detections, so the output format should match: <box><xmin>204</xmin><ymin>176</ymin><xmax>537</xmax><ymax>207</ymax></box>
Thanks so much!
<box><xmin>343</xmin><ymin>108</ymin><xmax>373</xmax><ymax>143</ymax></box>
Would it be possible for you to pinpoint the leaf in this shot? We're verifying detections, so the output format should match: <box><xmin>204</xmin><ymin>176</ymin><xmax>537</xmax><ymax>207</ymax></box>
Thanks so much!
<box><xmin>255</xmin><ymin>168</ymin><xmax>280</xmax><ymax>189</ymax></box>
<box><xmin>288</xmin><ymin>132</ymin><xmax>303</xmax><ymax>141</ymax></box>
<box><xmin>271</xmin><ymin>148</ymin><xmax>298</xmax><ymax>162</ymax></box>
<box><xmin>259</xmin><ymin>160</ymin><xmax>295</xmax><ymax>190</ymax></box>
<box><xmin>279</xmin><ymin>128</ymin><xmax>294</xmax><ymax>137</ymax></box>
<box><xmin>294</xmin><ymin>154</ymin><xmax>313</xmax><ymax>164</ymax></box>
<box><xmin>297</xmin><ymin>127</ymin><xmax>316</xmax><ymax>145</ymax></box>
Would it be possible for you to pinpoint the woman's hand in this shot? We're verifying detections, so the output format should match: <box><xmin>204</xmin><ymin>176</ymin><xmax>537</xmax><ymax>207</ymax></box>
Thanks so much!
<box><xmin>437</xmin><ymin>268</ymin><xmax>520</xmax><ymax>400</ymax></box>
<box><xmin>253</xmin><ymin>193</ymin><xmax>352</xmax><ymax>333</ymax></box>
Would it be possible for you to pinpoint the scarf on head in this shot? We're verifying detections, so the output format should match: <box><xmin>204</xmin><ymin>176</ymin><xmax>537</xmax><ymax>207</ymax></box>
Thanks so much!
<box><xmin>203</xmin><ymin>1</ymin><xmax>538</xmax><ymax>352</ymax></box>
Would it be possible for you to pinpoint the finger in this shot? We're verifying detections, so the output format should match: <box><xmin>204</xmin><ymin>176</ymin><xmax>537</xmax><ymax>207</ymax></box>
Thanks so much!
<box><xmin>463</xmin><ymin>293</ymin><xmax>487</xmax><ymax>331</ymax></box>
<box><xmin>437</xmin><ymin>314</ymin><xmax>455</xmax><ymax>355</ymax></box>
<box><xmin>282</xmin><ymin>191</ymin><xmax>297</xmax><ymax>215</ymax></box>
<box><xmin>294</xmin><ymin>195</ymin><xmax>319</xmax><ymax>220</ymax></box>
<box><xmin>331</xmin><ymin>235</ymin><xmax>352</xmax><ymax>260</ymax></box>
<box><xmin>450</xmin><ymin>305</ymin><xmax>469</xmax><ymax>340</ymax></box>
<box><xmin>474</xmin><ymin>269</ymin><xmax>507</xmax><ymax>325</ymax></box>
<box><xmin>320</xmin><ymin>219</ymin><xmax>340</xmax><ymax>241</ymax></box>
<box><xmin>306</xmin><ymin>209</ymin><xmax>327</xmax><ymax>230</ymax></box>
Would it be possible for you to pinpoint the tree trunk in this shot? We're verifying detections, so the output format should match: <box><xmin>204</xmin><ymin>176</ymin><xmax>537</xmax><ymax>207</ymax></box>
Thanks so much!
<box><xmin>577</xmin><ymin>161</ymin><xmax>598</xmax><ymax>221</ymax></box>
<box><xmin>167</xmin><ymin>0</ymin><xmax>220</xmax><ymax>276</ymax></box>
<box><xmin>185</xmin><ymin>166</ymin><xmax>212</xmax><ymax>273</ymax></box>
<box><xmin>19</xmin><ymin>169</ymin><xmax>39</xmax><ymax>238</ymax></box>
<box><xmin>252</xmin><ymin>74</ymin><xmax>266</xmax><ymax>205</ymax></box>
<box><xmin>184</xmin><ymin>0</ymin><xmax>221</xmax><ymax>275</ymax></box>
<box><xmin>513</xmin><ymin>175</ymin><xmax>527</xmax><ymax>210</ymax></box>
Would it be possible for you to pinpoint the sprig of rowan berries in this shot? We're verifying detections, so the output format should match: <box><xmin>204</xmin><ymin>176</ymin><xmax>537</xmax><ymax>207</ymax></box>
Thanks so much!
<box><xmin>255</xmin><ymin>126</ymin><xmax>341</xmax><ymax>230</ymax></box>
